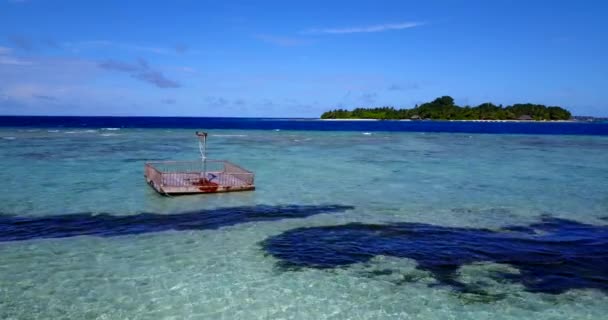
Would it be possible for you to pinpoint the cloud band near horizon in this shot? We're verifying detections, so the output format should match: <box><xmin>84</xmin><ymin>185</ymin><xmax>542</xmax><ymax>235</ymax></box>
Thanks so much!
<box><xmin>304</xmin><ymin>22</ymin><xmax>423</xmax><ymax>35</ymax></box>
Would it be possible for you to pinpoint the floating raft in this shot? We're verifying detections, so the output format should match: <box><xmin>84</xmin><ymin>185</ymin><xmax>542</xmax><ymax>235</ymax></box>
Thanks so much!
<box><xmin>145</xmin><ymin>160</ymin><xmax>255</xmax><ymax>195</ymax></box>
<box><xmin>144</xmin><ymin>132</ymin><xmax>254</xmax><ymax>195</ymax></box>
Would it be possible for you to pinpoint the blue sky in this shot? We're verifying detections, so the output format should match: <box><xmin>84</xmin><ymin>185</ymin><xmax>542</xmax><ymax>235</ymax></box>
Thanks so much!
<box><xmin>0</xmin><ymin>0</ymin><xmax>607</xmax><ymax>117</ymax></box>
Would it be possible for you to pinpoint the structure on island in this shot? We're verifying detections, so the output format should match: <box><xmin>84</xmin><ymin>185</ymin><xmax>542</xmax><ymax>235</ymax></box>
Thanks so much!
<box><xmin>517</xmin><ymin>115</ymin><xmax>533</xmax><ymax>121</ymax></box>
<box><xmin>144</xmin><ymin>131</ymin><xmax>255</xmax><ymax>195</ymax></box>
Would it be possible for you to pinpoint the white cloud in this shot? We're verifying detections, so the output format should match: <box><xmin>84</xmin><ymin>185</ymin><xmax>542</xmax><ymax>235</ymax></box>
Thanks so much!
<box><xmin>0</xmin><ymin>55</ymin><xmax>100</xmax><ymax>109</ymax></box>
<box><xmin>0</xmin><ymin>56</ymin><xmax>32</xmax><ymax>65</ymax></box>
<box><xmin>254</xmin><ymin>34</ymin><xmax>311</xmax><ymax>46</ymax></box>
<box><xmin>304</xmin><ymin>22</ymin><xmax>423</xmax><ymax>35</ymax></box>
<box><xmin>0</xmin><ymin>82</ymin><xmax>139</xmax><ymax>115</ymax></box>
<box><xmin>63</xmin><ymin>40</ymin><xmax>191</xmax><ymax>55</ymax></box>
<box><xmin>176</xmin><ymin>66</ymin><xmax>197</xmax><ymax>74</ymax></box>
<box><xmin>0</xmin><ymin>46</ymin><xmax>12</xmax><ymax>54</ymax></box>
<box><xmin>2</xmin><ymin>84</ymin><xmax>65</xmax><ymax>102</ymax></box>
<box><xmin>0</xmin><ymin>46</ymin><xmax>33</xmax><ymax>65</ymax></box>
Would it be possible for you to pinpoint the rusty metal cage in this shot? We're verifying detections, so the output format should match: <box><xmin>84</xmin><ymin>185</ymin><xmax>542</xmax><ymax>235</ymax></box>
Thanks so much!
<box><xmin>145</xmin><ymin>160</ymin><xmax>255</xmax><ymax>195</ymax></box>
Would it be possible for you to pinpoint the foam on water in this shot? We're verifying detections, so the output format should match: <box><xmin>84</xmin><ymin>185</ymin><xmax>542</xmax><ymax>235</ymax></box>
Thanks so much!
<box><xmin>1</xmin><ymin>128</ymin><xmax>608</xmax><ymax>319</ymax></box>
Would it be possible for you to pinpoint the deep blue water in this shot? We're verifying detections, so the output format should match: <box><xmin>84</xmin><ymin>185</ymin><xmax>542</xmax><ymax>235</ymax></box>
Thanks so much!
<box><xmin>1</xmin><ymin>116</ymin><xmax>608</xmax><ymax>135</ymax></box>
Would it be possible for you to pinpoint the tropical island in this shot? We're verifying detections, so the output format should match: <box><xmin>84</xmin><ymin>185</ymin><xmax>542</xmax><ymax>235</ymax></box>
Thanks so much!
<box><xmin>321</xmin><ymin>96</ymin><xmax>572</xmax><ymax>121</ymax></box>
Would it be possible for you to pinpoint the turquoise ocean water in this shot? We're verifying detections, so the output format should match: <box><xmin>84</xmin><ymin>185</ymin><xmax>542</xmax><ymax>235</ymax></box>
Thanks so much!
<box><xmin>1</xmin><ymin>126</ymin><xmax>608</xmax><ymax>319</ymax></box>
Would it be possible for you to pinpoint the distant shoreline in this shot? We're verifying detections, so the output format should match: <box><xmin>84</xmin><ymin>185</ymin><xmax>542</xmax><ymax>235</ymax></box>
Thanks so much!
<box><xmin>320</xmin><ymin>118</ymin><xmax>380</xmax><ymax>121</ymax></box>
<box><xmin>321</xmin><ymin>96</ymin><xmax>573</xmax><ymax>121</ymax></box>
<box><xmin>320</xmin><ymin>119</ymin><xmax>578</xmax><ymax>123</ymax></box>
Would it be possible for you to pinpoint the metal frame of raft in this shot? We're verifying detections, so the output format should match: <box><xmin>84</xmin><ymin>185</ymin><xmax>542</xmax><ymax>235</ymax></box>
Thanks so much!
<box><xmin>144</xmin><ymin>131</ymin><xmax>255</xmax><ymax>195</ymax></box>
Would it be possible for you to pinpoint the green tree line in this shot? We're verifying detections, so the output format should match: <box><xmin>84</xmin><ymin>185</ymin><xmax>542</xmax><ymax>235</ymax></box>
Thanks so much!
<box><xmin>321</xmin><ymin>96</ymin><xmax>571</xmax><ymax>120</ymax></box>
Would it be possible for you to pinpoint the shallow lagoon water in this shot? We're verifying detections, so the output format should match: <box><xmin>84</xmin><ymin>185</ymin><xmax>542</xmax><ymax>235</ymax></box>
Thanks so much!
<box><xmin>1</xmin><ymin>127</ymin><xmax>608</xmax><ymax>319</ymax></box>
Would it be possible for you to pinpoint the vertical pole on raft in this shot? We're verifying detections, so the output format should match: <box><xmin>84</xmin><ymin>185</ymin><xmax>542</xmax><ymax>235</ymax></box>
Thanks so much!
<box><xmin>196</xmin><ymin>131</ymin><xmax>208</xmax><ymax>181</ymax></box>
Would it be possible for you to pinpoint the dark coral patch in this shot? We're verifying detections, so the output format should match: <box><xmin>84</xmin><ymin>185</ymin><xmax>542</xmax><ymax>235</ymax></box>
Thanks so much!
<box><xmin>262</xmin><ymin>217</ymin><xmax>608</xmax><ymax>294</ymax></box>
<box><xmin>0</xmin><ymin>204</ymin><xmax>353</xmax><ymax>242</ymax></box>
